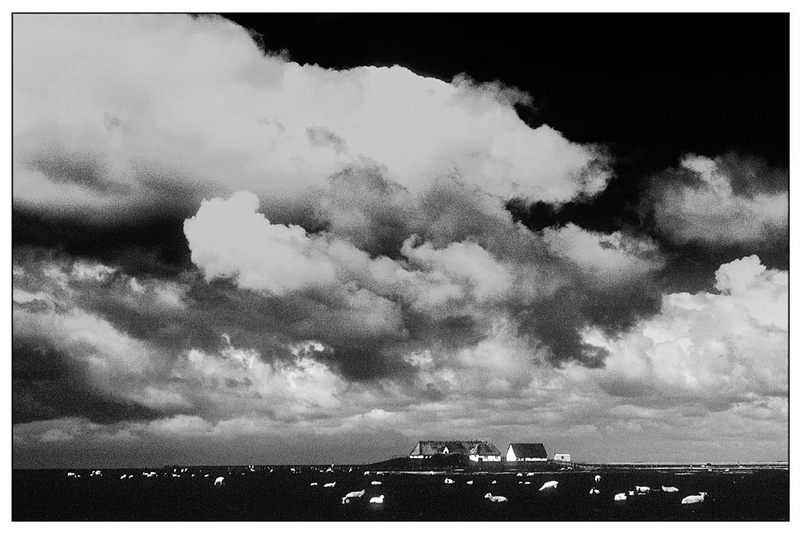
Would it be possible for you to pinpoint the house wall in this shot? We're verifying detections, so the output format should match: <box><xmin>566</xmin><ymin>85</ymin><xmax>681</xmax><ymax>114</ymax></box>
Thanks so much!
<box><xmin>506</xmin><ymin>446</ymin><xmax>517</xmax><ymax>461</ymax></box>
<box><xmin>469</xmin><ymin>454</ymin><xmax>501</xmax><ymax>462</ymax></box>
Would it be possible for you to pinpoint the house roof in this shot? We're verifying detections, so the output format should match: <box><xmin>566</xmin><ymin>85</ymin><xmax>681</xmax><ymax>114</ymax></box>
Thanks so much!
<box><xmin>410</xmin><ymin>440</ymin><xmax>498</xmax><ymax>456</ymax></box>
<box><xmin>470</xmin><ymin>442</ymin><xmax>501</xmax><ymax>456</ymax></box>
<box><xmin>508</xmin><ymin>443</ymin><xmax>547</xmax><ymax>459</ymax></box>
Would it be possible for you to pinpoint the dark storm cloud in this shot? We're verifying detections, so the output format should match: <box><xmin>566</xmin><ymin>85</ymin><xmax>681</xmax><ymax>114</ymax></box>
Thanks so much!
<box><xmin>12</xmin><ymin>340</ymin><xmax>163</xmax><ymax>425</ymax></box>
<box><xmin>13</xmin><ymin>210</ymin><xmax>192</xmax><ymax>278</ymax></box>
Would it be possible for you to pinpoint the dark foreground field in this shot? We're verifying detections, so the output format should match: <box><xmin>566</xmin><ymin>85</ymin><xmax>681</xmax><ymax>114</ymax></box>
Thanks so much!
<box><xmin>13</xmin><ymin>465</ymin><xmax>788</xmax><ymax>521</ymax></box>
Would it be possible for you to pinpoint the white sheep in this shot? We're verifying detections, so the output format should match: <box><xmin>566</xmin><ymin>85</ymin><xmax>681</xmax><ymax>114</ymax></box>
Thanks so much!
<box><xmin>369</xmin><ymin>495</ymin><xmax>385</xmax><ymax>504</ymax></box>
<box><xmin>444</xmin><ymin>477</ymin><xmax>455</xmax><ymax>484</ymax></box>
<box><xmin>342</xmin><ymin>490</ymin><xmax>366</xmax><ymax>504</ymax></box>
<box><xmin>310</xmin><ymin>482</ymin><xmax>318</xmax><ymax>486</ymax></box>
<box><xmin>214</xmin><ymin>476</ymin><xmax>224</xmax><ymax>486</ymax></box>
<box><xmin>484</xmin><ymin>493</ymin><xmax>508</xmax><ymax>503</ymax></box>
<box><xmin>491</xmin><ymin>480</ymin><xmax>497</xmax><ymax>484</ymax></box>
<box><xmin>614</xmin><ymin>492</ymin><xmax>627</xmax><ymax>501</ymax></box>
<box><xmin>324</xmin><ymin>482</ymin><xmax>336</xmax><ymax>488</ymax></box>
<box><xmin>661</xmin><ymin>485</ymin><xmax>679</xmax><ymax>493</ymax></box>
<box><xmin>594</xmin><ymin>474</ymin><xmax>601</xmax><ymax>484</ymax></box>
<box><xmin>539</xmin><ymin>480</ymin><xmax>559</xmax><ymax>491</ymax></box>
<box><xmin>371</xmin><ymin>481</ymin><xmax>382</xmax><ymax>486</ymax></box>
<box><xmin>589</xmin><ymin>487</ymin><xmax>600</xmax><ymax>495</ymax></box>
<box><xmin>635</xmin><ymin>485</ymin><xmax>651</xmax><ymax>494</ymax></box>
<box><xmin>517</xmin><ymin>473</ymin><xmax>523</xmax><ymax>477</ymax></box>
<box><xmin>681</xmin><ymin>492</ymin><xmax>708</xmax><ymax>505</ymax></box>
<box><xmin>466</xmin><ymin>480</ymin><xmax>474</xmax><ymax>485</ymax></box>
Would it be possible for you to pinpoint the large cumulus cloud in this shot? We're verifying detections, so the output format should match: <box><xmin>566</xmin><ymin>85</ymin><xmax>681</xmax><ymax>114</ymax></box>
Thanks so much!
<box><xmin>13</xmin><ymin>14</ymin><xmax>609</xmax><ymax>223</ymax></box>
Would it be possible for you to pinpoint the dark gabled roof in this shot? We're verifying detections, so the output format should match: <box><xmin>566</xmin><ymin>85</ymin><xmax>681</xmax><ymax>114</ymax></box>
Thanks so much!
<box><xmin>508</xmin><ymin>443</ymin><xmax>547</xmax><ymax>459</ymax></box>
<box><xmin>470</xmin><ymin>442</ymin><xmax>501</xmax><ymax>456</ymax></box>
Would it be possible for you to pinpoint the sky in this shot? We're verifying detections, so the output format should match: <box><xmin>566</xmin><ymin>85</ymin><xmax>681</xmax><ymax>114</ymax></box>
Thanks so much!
<box><xmin>12</xmin><ymin>13</ymin><xmax>788</xmax><ymax>468</ymax></box>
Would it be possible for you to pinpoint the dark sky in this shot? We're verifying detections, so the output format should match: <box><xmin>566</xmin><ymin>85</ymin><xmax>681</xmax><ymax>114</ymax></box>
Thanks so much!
<box><xmin>12</xmin><ymin>13</ymin><xmax>788</xmax><ymax>467</ymax></box>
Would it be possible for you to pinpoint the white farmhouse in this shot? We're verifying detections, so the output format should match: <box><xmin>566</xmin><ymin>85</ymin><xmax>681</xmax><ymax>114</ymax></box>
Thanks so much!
<box><xmin>505</xmin><ymin>443</ymin><xmax>548</xmax><ymax>462</ymax></box>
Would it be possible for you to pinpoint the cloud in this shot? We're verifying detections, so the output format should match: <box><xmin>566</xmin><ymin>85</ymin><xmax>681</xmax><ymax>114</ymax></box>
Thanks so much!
<box><xmin>650</xmin><ymin>154</ymin><xmax>787</xmax><ymax>246</ymax></box>
<box><xmin>541</xmin><ymin>223</ymin><xmax>662</xmax><ymax>286</ymax></box>
<box><xmin>13</xmin><ymin>14</ymin><xmax>610</xmax><ymax>223</ymax></box>
<box><xmin>580</xmin><ymin>255</ymin><xmax>787</xmax><ymax>402</ymax></box>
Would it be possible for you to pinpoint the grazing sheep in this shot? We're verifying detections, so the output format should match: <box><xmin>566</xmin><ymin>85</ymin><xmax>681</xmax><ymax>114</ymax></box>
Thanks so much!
<box><xmin>67</xmin><ymin>472</ymin><xmax>77</xmax><ymax>478</ymax></box>
<box><xmin>310</xmin><ymin>482</ymin><xmax>318</xmax><ymax>486</ymax></box>
<box><xmin>589</xmin><ymin>487</ymin><xmax>600</xmax><ymax>495</ymax></box>
<box><xmin>324</xmin><ymin>482</ymin><xmax>336</xmax><ymax>488</ymax></box>
<box><xmin>681</xmin><ymin>492</ymin><xmax>708</xmax><ymax>505</ymax></box>
<box><xmin>214</xmin><ymin>476</ymin><xmax>225</xmax><ymax>486</ymax></box>
<box><xmin>369</xmin><ymin>495</ymin><xmax>385</xmax><ymax>504</ymax></box>
<box><xmin>539</xmin><ymin>480</ymin><xmax>559</xmax><ymax>491</ymax></box>
<box><xmin>614</xmin><ymin>492</ymin><xmax>627</xmax><ymax>501</ymax></box>
<box><xmin>444</xmin><ymin>477</ymin><xmax>455</xmax><ymax>484</ymax></box>
<box><xmin>635</xmin><ymin>486</ymin><xmax>651</xmax><ymax>494</ymax></box>
<box><xmin>661</xmin><ymin>486</ymin><xmax>679</xmax><ymax>493</ymax></box>
<box><xmin>484</xmin><ymin>493</ymin><xmax>508</xmax><ymax>503</ymax></box>
<box><xmin>517</xmin><ymin>473</ymin><xmax>523</xmax><ymax>477</ymax></box>
<box><xmin>364</xmin><ymin>471</ymin><xmax>370</xmax><ymax>476</ymax></box>
<box><xmin>371</xmin><ymin>481</ymin><xmax>382</xmax><ymax>486</ymax></box>
<box><xmin>524</xmin><ymin>481</ymin><xmax>531</xmax><ymax>485</ymax></box>
<box><xmin>466</xmin><ymin>480</ymin><xmax>474</xmax><ymax>485</ymax></box>
<box><xmin>594</xmin><ymin>475</ymin><xmax>601</xmax><ymax>484</ymax></box>
<box><xmin>342</xmin><ymin>490</ymin><xmax>366</xmax><ymax>504</ymax></box>
<box><xmin>491</xmin><ymin>480</ymin><xmax>497</xmax><ymax>485</ymax></box>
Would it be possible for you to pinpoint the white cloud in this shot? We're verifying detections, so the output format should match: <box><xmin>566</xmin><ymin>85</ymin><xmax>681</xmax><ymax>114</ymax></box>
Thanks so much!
<box><xmin>541</xmin><ymin>223</ymin><xmax>662</xmax><ymax>284</ymax></box>
<box><xmin>13</xmin><ymin>14</ymin><xmax>610</xmax><ymax>222</ymax></box>
<box><xmin>184</xmin><ymin>192</ymin><xmax>522</xmax><ymax>316</ymax></box>
<box><xmin>652</xmin><ymin>155</ymin><xmax>787</xmax><ymax>245</ymax></box>
<box><xmin>581</xmin><ymin>255</ymin><xmax>787</xmax><ymax>401</ymax></box>
<box><xmin>184</xmin><ymin>191</ymin><xmax>339</xmax><ymax>295</ymax></box>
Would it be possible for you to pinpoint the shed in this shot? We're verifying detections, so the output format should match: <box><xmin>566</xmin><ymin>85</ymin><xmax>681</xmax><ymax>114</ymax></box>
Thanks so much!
<box><xmin>505</xmin><ymin>443</ymin><xmax>548</xmax><ymax>462</ymax></box>
<box><xmin>553</xmin><ymin>453</ymin><xmax>571</xmax><ymax>462</ymax></box>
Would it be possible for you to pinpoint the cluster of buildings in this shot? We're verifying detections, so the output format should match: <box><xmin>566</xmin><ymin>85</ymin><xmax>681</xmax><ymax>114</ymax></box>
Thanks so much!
<box><xmin>409</xmin><ymin>441</ymin><xmax>571</xmax><ymax>463</ymax></box>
